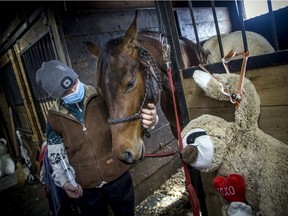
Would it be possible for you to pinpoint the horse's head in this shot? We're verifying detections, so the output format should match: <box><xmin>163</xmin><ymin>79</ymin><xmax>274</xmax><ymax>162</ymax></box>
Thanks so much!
<box><xmin>85</xmin><ymin>12</ymin><xmax>161</xmax><ymax>164</ymax></box>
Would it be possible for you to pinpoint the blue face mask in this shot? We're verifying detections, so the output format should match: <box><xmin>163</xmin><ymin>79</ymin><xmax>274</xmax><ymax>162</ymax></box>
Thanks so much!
<box><xmin>62</xmin><ymin>81</ymin><xmax>85</xmax><ymax>104</ymax></box>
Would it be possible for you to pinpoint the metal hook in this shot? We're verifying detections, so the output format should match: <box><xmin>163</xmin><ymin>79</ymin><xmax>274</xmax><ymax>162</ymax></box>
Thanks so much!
<box><xmin>143</xmin><ymin>129</ymin><xmax>150</xmax><ymax>138</ymax></box>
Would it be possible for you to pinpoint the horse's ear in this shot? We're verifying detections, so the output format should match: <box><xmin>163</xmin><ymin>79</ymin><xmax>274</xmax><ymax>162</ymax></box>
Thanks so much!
<box><xmin>123</xmin><ymin>11</ymin><xmax>138</xmax><ymax>47</ymax></box>
<box><xmin>83</xmin><ymin>41</ymin><xmax>101</xmax><ymax>59</ymax></box>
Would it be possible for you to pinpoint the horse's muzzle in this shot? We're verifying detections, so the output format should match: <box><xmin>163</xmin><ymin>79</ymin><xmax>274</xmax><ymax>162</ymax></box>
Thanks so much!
<box><xmin>121</xmin><ymin>144</ymin><xmax>145</xmax><ymax>164</ymax></box>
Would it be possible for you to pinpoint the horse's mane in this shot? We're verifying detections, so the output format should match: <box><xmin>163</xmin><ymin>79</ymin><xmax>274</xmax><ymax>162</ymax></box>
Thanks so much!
<box><xmin>139</xmin><ymin>30</ymin><xmax>208</xmax><ymax>64</ymax></box>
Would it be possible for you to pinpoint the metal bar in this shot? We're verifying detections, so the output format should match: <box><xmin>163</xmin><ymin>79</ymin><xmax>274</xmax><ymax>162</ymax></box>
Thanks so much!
<box><xmin>267</xmin><ymin>0</ymin><xmax>279</xmax><ymax>51</ymax></box>
<box><xmin>155</xmin><ymin>5</ymin><xmax>164</xmax><ymax>34</ymax></box>
<box><xmin>188</xmin><ymin>0</ymin><xmax>203</xmax><ymax>62</ymax></box>
<box><xmin>155</xmin><ymin>1</ymin><xmax>207</xmax><ymax>216</ymax></box>
<box><xmin>211</xmin><ymin>0</ymin><xmax>224</xmax><ymax>58</ymax></box>
<box><xmin>236</xmin><ymin>0</ymin><xmax>248</xmax><ymax>52</ymax></box>
<box><xmin>155</xmin><ymin>0</ymin><xmax>189</xmax><ymax>125</ymax></box>
<box><xmin>24</xmin><ymin>48</ymin><xmax>43</xmax><ymax>128</ymax></box>
<box><xmin>33</xmin><ymin>41</ymin><xmax>50</xmax><ymax>131</ymax></box>
<box><xmin>182</xmin><ymin>50</ymin><xmax>288</xmax><ymax>78</ymax></box>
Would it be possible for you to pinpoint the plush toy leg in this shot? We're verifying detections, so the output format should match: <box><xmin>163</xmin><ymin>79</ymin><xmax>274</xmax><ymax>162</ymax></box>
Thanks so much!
<box><xmin>227</xmin><ymin>202</ymin><xmax>252</xmax><ymax>216</ymax></box>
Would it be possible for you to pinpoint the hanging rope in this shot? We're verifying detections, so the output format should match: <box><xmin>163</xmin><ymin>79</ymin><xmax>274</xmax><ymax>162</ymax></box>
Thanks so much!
<box><xmin>162</xmin><ymin>35</ymin><xmax>200</xmax><ymax>216</ymax></box>
<box><xmin>167</xmin><ymin>66</ymin><xmax>200</xmax><ymax>216</ymax></box>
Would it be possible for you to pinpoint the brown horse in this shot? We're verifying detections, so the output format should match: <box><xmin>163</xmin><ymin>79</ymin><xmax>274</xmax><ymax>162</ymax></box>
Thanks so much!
<box><xmin>85</xmin><ymin>13</ymin><xmax>207</xmax><ymax>164</ymax></box>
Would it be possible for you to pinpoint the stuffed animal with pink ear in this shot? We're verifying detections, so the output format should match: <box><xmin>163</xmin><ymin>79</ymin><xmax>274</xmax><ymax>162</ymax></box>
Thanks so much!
<box><xmin>181</xmin><ymin>69</ymin><xmax>288</xmax><ymax>216</ymax></box>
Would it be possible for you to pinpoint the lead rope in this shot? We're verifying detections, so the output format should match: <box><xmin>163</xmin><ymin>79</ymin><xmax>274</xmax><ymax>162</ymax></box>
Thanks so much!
<box><xmin>162</xmin><ymin>36</ymin><xmax>200</xmax><ymax>216</ymax></box>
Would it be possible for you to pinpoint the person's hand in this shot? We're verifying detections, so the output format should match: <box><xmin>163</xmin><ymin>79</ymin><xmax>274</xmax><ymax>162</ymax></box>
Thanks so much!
<box><xmin>141</xmin><ymin>103</ymin><xmax>159</xmax><ymax>129</ymax></box>
<box><xmin>63</xmin><ymin>182</ymin><xmax>83</xmax><ymax>199</ymax></box>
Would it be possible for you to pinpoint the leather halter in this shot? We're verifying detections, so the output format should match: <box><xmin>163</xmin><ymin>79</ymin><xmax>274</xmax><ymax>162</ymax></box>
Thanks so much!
<box><xmin>107</xmin><ymin>45</ymin><xmax>162</xmax><ymax>126</ymax></box>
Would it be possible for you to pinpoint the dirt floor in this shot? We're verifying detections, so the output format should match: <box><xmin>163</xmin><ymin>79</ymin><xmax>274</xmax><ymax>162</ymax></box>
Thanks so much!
<box><xmin>1</xmin><ymin>168</ymin><xmax>194</xmax><ymax>216</ymax></box>
<box><xmin>1</xmin><ymin>182</ymin><xmax>49</xmax><ymax>216</ymax></box>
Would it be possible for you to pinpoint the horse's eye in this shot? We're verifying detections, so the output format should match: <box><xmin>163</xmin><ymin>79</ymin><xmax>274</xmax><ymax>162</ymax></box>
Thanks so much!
<box><xmin>127</xmin><ymin>78</ymin><xmax>136</xmax><ymax>90</ymax></box>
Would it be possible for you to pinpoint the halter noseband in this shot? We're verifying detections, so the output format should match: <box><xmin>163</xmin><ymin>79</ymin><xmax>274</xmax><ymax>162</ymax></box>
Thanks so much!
<box><xmin>107</xmin><ymin>45</ymin><xmax>162</xmax><ymax>125</ymax></box>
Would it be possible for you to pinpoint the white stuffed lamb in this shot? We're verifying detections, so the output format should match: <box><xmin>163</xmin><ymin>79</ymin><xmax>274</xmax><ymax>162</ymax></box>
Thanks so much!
<box><xmin>0</xmin><ymin>138</ymin><xmax>15</xmax><ymax>177</ymax></box>
<box><xmin>203</xmin><ymin>31</ymin><xmax>275</xmax><ymax>64</ymax></box>
<box><xmin>181</xmin><ymin>70</ymin><xmax>288</xmax><ymax>216</ymax></box>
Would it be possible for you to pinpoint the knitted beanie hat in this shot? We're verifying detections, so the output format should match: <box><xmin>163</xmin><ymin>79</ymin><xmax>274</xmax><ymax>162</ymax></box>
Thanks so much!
<box><xmin>36</xmin><ymin>60</ymin><xmax>78</xmax><ymax>99</ymax></box>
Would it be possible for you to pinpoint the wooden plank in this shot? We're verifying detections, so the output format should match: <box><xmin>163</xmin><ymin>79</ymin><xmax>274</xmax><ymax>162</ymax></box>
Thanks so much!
<box><xmin>259</xmin><ymin>106</ymin><xmax>288</xmax><ymax>144</ymax></box>
<box><xmin>72</xmin><ymin>60</ymin><xmax>97</xmax><ymax>87</ymax></box>
<box><xmin>14</xmin><ymin>18</ymin><xmax>49</xmax><ymax>54</ymax></box>
<box><xmin>130</xmin><ymin>140</ymin><xmax>180</xmax><ymax>187</ymax></box>
<box><xmin>201</xmin><ymin>172</ymin><xmax>222</xmax><ymax>216</ymax></box>
<box><xmin>143</xmin><ymin>125</ymin><xmax>175</xmax><ymax>154</ymax></box>
<box><xmin>0</xmin><ymin>52</ymin><xmax>9</xmax><ymax>68</ymax></box>
<box><xmin>63</xmin><ymin>1</ymin><xmax>155</xmax><ymax>11</ymax></box>
<box><xmin>60</xmin><ymin>9</ymin><xmax>158</xmax><ymax>38</ymax></box>
<box><xmin>188</xmin><ymin>107</ymin><xmax>235</xmax><ymax>123</ymax></box>
<box><xmin>63</xmin><ymin>9</ymin><xmax>159</xmax><ymax>67</ymax></box>
<box><xmin>132</xmin><ymin>155</ymin><xmax>182</xmax><ymax>205</ymax></box>
<box><xmin>66</xmin><ymin>32</ymin><xmax>124</xmax><ymax>64</ymax></box>
<box><xmin>8</xmin><ymin>107</ymin><xmax>20</xmax><ymax>158</ymax></box>
<box><xmin>143</xmin><ymin>107</ymin><xmax>176</xmax><ymax>154</ymax></box>
<box><xmin>0</xmin><ymin>172</ymin><xmax>17</xmax><ymax>192</ymax></box>
<box><xmin>246</xmin><ymin>65</ymin><xmax>288</xmax><ymax>106</ymax></box>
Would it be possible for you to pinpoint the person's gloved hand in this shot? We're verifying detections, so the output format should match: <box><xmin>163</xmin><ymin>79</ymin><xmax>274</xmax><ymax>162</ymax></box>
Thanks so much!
<box><xmin>141</xmin><ymin>103</ymin><xmax>159</xmax><ymax>129</ymax></box>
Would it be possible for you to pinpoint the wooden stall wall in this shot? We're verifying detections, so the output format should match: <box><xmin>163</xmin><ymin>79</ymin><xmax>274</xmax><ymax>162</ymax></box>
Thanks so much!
<box><xmin>182</xmin><ymin>64</ymin><xmax>288</xmax><ymax>215</ymax></box>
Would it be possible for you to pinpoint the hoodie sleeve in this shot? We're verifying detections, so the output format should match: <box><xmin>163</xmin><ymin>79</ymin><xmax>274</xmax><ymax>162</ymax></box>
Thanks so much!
<box><xmin>46</xmin><ymin>123</ymin><xmax>76</xmax><ymax>188</ymax></box>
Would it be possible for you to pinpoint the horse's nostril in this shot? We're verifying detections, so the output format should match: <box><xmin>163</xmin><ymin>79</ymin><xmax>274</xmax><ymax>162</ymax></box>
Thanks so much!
<box><xmin>124</xmin><ymin>151</ymin><xmax>134</xmax><ymax>164</ymax></box>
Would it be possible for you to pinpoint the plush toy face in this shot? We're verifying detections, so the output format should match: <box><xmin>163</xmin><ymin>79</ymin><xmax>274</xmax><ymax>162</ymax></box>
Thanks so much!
<box><xmin>182</xmin><ymin>128</ymin><xmax>214</xmax><ymax>169</ymax></box>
